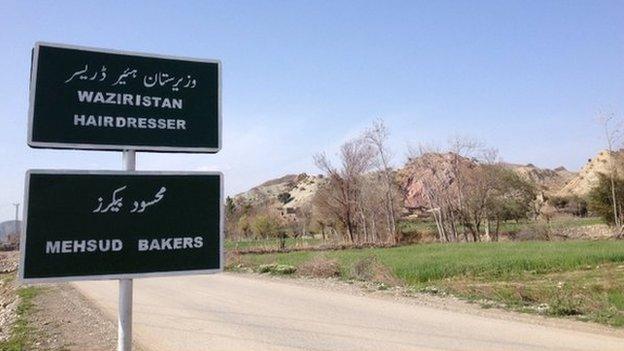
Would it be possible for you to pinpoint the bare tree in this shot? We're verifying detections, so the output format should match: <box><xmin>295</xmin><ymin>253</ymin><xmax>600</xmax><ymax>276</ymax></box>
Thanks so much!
<box><xmin>597</xmin><ymin>111</ymin><xmax>622</xmax><ymax>228</ymax></box>
<box><xmin>364</xmin><ymin>119</ymin><xmax>399</xmax><ymax>243</ymax></box>
<box><xmin>314</xmin><ymin>137</ymin><xmax>376</xmax><ymax>243</ymax></box>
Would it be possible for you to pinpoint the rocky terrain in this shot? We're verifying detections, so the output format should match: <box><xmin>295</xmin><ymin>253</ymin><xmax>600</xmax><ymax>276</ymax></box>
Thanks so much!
<box><xmin>232</xmin><ymin>150</ymin><xmax>624</xmax><ymax>218</ymax></box>
<box><xmin>233</xmin><ymin>173</ymin><xmax>324</xmax><ymax>211</ymax></box>
<box><xmin>559</xmin><ymin>150</ymin><xmax>624</xmax><ymax>197</ymax></box>
<box><xmin>0</xmin><ymin>252</ymin><xmax>19</xmax><ymax>342</ymax></box>
<box><xmin>502</xmin><ymin>163</ymin><xmax>577</xmax><ymax>195</ymax></box>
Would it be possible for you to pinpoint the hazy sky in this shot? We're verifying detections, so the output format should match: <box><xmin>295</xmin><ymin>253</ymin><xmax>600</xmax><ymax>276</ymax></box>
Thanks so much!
<box><xmin>1</xmin><ymin>1</ymin><xmax>623</xmax><ymax>221</ymax></box>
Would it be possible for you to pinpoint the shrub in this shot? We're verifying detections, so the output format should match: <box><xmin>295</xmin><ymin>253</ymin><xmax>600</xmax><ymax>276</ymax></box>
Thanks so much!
<box><xmin>513</xmin><ymin>222</ymin><xmax>552</xmax><ymax>241</ymax></box>
<box><xmin>277</xmin><ymin>192</ymin><xmax>293</xmax><ymax>204</ymax></box>
<box><xmin>588</xmin><ymin>173</ymin><xmax>624</xmax><ymax>225</ymax></box>
<box><xmin>258</xmin><ymin>263</ymin><xmax>278</xmax><ymax>273</ymax></box>
<box><xmin>251</xmin><ymin>215</ymin><xmax>281</xmax><ymax>239</ymax></box>
<box><xmin>257</xmin><ymin>263</ymin><xmax>296</xmax><ymax>275</ymax></box>
<box><xmin>350</xmin><ymin>255</ymin><xmax>400</xmax><ymax>286</ymax></box>
<box><xmin>274</xmin><ymin>264</ymin><xmax>297</xmax><ymax>274</ymax></box>
<box><xmin>298</xmin><ymin>255</ymin><xmax>340</xmax><ymax>278</ymax></box>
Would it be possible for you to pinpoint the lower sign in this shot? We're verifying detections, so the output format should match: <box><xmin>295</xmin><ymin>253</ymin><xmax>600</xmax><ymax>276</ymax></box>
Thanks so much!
<box><xmin>19</xmin><ymin>170</ymin><xmax>222</xmax><ymax>282</ymax></box>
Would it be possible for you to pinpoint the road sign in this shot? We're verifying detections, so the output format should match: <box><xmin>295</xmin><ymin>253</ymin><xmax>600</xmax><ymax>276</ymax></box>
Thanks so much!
<box><xmin>28</xmin><ymin>42</ymin><xmax>221</xmax><ymax>153</ymax></box>
<box><xmin>19</xmin><ymin>170</ymin><xmax>223</xmax><ymax>282</ymax></box>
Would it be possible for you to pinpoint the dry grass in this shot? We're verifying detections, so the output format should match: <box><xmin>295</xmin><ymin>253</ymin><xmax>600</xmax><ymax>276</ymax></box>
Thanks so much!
<box><xmin>297</xmin><ymin>255</ymin><xmax>341</xmax><ymax>278</ymax></box>
<box><xmin>350</xmin><ymin>255</ymin><xmax>401</xmax><ymax>286</ymax></box>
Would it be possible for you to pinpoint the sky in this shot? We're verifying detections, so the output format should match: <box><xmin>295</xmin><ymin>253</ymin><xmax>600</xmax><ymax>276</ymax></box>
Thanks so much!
<box><xmin>0</xmin><ymin>1</ymin><xmax>623</xmax><ymax>222</ymax></box>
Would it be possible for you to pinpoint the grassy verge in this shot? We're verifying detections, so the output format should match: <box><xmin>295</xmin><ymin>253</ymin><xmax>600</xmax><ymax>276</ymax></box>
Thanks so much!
<box><xmin>0</xmin><ymin>285</ymin><xmax>42</xmax><ymax>351</ymax></box>
<box><xmin>230</xmin><ymin>240</ymin><xmax>624</xmax><ymax>326</ymax></box>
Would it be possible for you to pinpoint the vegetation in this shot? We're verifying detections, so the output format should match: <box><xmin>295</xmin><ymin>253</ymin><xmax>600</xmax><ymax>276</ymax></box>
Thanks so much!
<box><xmin>313</xmin><ymin>120</ymin><xmax>401</xmax><ymax>244</ymax></box>
<box><xmin>0</xmin><ymin>286</ymin><xmax>42</xmax><ymax>351</ymax></box>
<box><xmin>250</xmin><ymin>214</ymin><xmax>282</xmax><ymax>239</ymax></box>
<box><xmin>231</xmin><ymin>240</ymin><xmax>624</xmax><ymax>326</ymax></box>
<box><xmin>589</xmin><ymin>173</ymin><xmax>624</xmax><ymax>228</ymax></box>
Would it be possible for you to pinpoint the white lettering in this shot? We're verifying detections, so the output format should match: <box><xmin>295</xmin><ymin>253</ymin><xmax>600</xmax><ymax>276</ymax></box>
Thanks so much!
<box><xmin>46</xmin><ymin>241</ymin><xmax>60</xmax><ymax>254</ymax></box>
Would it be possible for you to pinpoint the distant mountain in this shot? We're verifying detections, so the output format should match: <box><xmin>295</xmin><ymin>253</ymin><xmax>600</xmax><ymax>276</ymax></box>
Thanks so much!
<box><xmin>0</xmin><ymin>220</ymin><xmax>21</xmax><ymax>244</ymax></box>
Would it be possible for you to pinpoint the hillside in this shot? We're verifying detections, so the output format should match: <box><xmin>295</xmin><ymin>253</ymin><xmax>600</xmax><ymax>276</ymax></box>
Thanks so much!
<box><xmin>501</xmin><ymin>163</ymin><xmax>577</xmax><ymax>195</ymax></box>
<box><xmin>397</xmin><ymin>152</ymin><xmax>476</xmax><ymax>210</ymax></box>
<box><xmin>233</xmin><ymin>151</ymin><xmax>611</xmax><ymax>216</ymax></box>
<box><xmin>233</xmin><ymin>173</ymin><xmax>325</xmax><ymax>210</ymax></box>
<box><xmin>559</xmin><ymin>149</ymin><xmax>624</xmax><ymax>198</ymax></box>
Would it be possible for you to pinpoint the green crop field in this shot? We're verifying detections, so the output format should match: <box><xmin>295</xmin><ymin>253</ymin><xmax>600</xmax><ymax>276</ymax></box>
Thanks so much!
<box><xmin>397</xmin><ymin>216</ymin><xmax>605</xmax><ymax>237</ymax></box>
<box><xmin>232</xmin><ymin>240</ymin><xmax>624</xmax><ymax>326</ymax></box>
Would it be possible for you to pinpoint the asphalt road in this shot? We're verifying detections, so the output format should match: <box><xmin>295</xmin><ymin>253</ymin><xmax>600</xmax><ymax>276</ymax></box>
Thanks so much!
<box><xmin>74</xmin><ymin>274</ymin><xmax>624</xmax><ymax>351</ymax></box>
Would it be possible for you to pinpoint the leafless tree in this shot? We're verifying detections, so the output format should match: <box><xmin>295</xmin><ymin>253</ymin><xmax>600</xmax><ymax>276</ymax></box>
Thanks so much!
<box><xmin>364</xmin><ymin>119</ymin><xmax>399</xmax><ymax>243</ymax></box>
<box><xmin>314</xmin><ymin>137</ymin><xmax>376</xmax><ymax>243</ymax></box>
<box><xmin>597</xmin><ymin>111</ymin><xmax>623</xmax><ymax>228</ymax></box>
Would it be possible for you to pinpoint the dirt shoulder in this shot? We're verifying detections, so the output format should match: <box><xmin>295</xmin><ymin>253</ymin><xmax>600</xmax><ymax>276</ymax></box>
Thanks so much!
<box><xmin>0</xmin><ymin>249</ymin><xmax>144</xmax><ymax>351</ymax></box>
<box><xmin>231</xmin><ymin>271</ymin><xmax>624</xmax><ymax>339</ymax></box>
<box><xmin>26</xmin><ymin>283</ymin><xmax>119</xmax><ymax>351</ymax></box>
<box><xmin>25</xmin><ymin>282</ymin><xmax>148</xmax><ymax>350</ymax></box>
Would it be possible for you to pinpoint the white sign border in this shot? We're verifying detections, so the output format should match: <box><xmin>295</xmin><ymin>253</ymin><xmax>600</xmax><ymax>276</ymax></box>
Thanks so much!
<box><xmin>19</xmin><ymin>169</ymin><xmax>224</xmax><ymax>284</ymax></box>
<box><xmin>27</xmin><ymin>42</ymin><xmax>222</xmax><ymax>153</ymax></box>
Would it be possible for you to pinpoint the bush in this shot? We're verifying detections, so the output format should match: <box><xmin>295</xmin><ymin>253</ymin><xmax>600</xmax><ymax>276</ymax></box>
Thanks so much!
<box><xmin>588</xmin><ymin>173</ymin><xmax>624</xmax><ymax>225</ymax></box>
<box><xmin>277</xmin><ymin>192</ymin><xmax>293</xmax><ymax>204</ymax></box>
<box><xmin>257</xmin><ymin>263</ymin><xmax>296</xmax><ymax>275</ymax></box>
<box><xmin>274</xmin><ymin>264</ymin><xmax>297</xmax><ymax>274</ymax></box>
<box><xmin>258</xmin><ymin>263</ymin><xmax>278</xmax><ymax>273</ymax></box>
<box><xmin>512</xmin><ymin>222</ymin><xmax>552</xmax><ymax>241</ymax></box>
<box><xmin>350</xmin><ymin>255</ymin><xmax>400</xmax><ymax>285</ymax></box>
<box><xmin>251</xmin><ymin>214</ymin><xmax>281</xmax><ymax>239</ymax></box>
<box><xmin>298</xmin><ymin>255</ymin><xmax>340</xmax><ymax>278</ymax></box>
<box><xmin>549</xmin><ymin>196</ymin><xmax>588</xmax><ymax>217</ymax></box>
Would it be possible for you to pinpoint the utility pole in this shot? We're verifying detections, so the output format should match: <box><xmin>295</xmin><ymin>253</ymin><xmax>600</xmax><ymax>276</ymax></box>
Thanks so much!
<box><xmin>7</xmin><ymin>202</ymin><xmax>21</xmax><ymax>245</ymax></box>
<box><xmin>12</xmin><ymin>203</ymin><xmax>20</xmax><ymax>239</ymax></box>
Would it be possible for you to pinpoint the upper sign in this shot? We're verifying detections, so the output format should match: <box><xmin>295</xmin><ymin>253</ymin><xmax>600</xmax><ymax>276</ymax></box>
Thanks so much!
<box><xmin>19</xmin><ymin>170</ymin><xmax>223</xmax><ymax>282</ymax></box>
<box><xmin>28</xmin><ymin>42</ymin><xmax>221</xmax><ymax>153</ymax></box>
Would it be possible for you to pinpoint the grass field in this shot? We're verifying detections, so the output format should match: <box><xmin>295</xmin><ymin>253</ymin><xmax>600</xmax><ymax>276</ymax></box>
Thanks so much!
<box><xmin>226</xmin><ymin>217</ymin><xmax>605</xmax><ymax>251</ymax></box>
<box><xmin>397</xmin><ymin>216</ymin><xmax>605</xmax><ymax>237</ymax></box>
<box><xmin>225</xmin><ymin>237</ymin><xmax>323</xmax><ymax>251</ymax></box>
<box><xmin>231</xmin><ymin>240</ymin><xmax>624</xmax><ymax>326</ymax></box>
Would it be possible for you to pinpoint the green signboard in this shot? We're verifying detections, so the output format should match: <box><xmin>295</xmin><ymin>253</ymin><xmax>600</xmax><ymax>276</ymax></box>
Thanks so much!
<box><xmin>19</xmin><ymin>170</ymin><xmax>223</xmax><ymax>282</ymax></box>
<box><xmin>28</xmin><ymin>42</ymin><xmax>221</xmax><ymax>153</ymax></box>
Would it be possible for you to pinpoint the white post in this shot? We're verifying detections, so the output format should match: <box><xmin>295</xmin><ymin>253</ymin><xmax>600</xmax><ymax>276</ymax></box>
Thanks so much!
<box><xmin>119</xmin><ymin>150</ymin><xmax>135</xmax><ymax>351</ymax></box>
<box><xmin>12</xmin><ymin>203</ymin><xmax>19</xmax><ymax>237</ymax></box>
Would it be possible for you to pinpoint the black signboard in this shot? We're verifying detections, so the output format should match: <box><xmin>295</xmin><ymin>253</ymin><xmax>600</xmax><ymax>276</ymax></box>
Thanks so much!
<box><xmin>28</xmin><ymin>42</ymin><xmax>221</xmax><ymax>152</ymax></box>
<box><xmin>19</xmin><ymin>170</ymin><xmax>223</xmax><ymax>282</ymax></box>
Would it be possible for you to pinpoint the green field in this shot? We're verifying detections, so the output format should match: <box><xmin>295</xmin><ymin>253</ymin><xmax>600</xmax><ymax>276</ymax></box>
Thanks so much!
<box><xmin>231</xmin><ymin>240</ymin><xmax>624</xmax><ymax>326</ymax></box>
<box><xmin>225</xmin><ymin>237</ymin><xmax>323</xmax><ymax>251</ymax></box>
<box><xmin>397</xmin><ymin>216</ymin><xmax>605</xmax><ymax>237</ymax></box>
<box><xmin>226</xmin><ymin>217</ymin><xmax>605</xmax><ymax>251</ymax></box>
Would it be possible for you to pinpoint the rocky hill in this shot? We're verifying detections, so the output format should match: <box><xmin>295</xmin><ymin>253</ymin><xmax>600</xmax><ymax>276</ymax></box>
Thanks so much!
<box><xmin>233</xmin><ymin>173</ymin><xmax>325</xmax><ymax>210</ymax></box>
<box><xmin>558</xmin><ymin>150</ymin><xmax>624</xmax><ymax>198</ymax></box>
<box><xmin>397</xmin><ymin>152</ymin><xmax>476</xmax><ymax>210</ymax></box>
<box><xmin>233</xmin><ymin>151</ymin><xmax>622</xmax><ymax>216</ymax></box>
<box><xmin>501</xmin><ymin>163</ymin><xmax>577</xmax><ymax>195</ymax></box>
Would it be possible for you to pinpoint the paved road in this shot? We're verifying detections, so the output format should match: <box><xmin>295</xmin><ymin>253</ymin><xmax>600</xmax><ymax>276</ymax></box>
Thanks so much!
<box><xmin>74</xmin><ymin>274</ymin><xmax>623</xmax><ymax>351</ymax></box>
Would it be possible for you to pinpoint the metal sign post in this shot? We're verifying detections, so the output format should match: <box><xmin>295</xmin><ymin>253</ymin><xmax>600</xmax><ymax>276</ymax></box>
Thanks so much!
<box><xmin>120</xmin><ymin>150</ymin><xmax>135</xmax><ymax>351</ymax></box>
<box><xmin>21</xmin><ymin>42</ymin><xmax>223</xmax><ymax>351</ymax></box>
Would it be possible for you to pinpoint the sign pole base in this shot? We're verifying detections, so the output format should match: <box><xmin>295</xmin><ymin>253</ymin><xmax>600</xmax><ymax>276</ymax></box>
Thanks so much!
<box><xmin>119</xmin><ymin>150</ymin><xmax>135</xmax><ymax>351</ymax></box>
<box><xmin>118</xmin><ymin>278</ymin><xmax>133</xmax><ymax>351</ymax></box>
